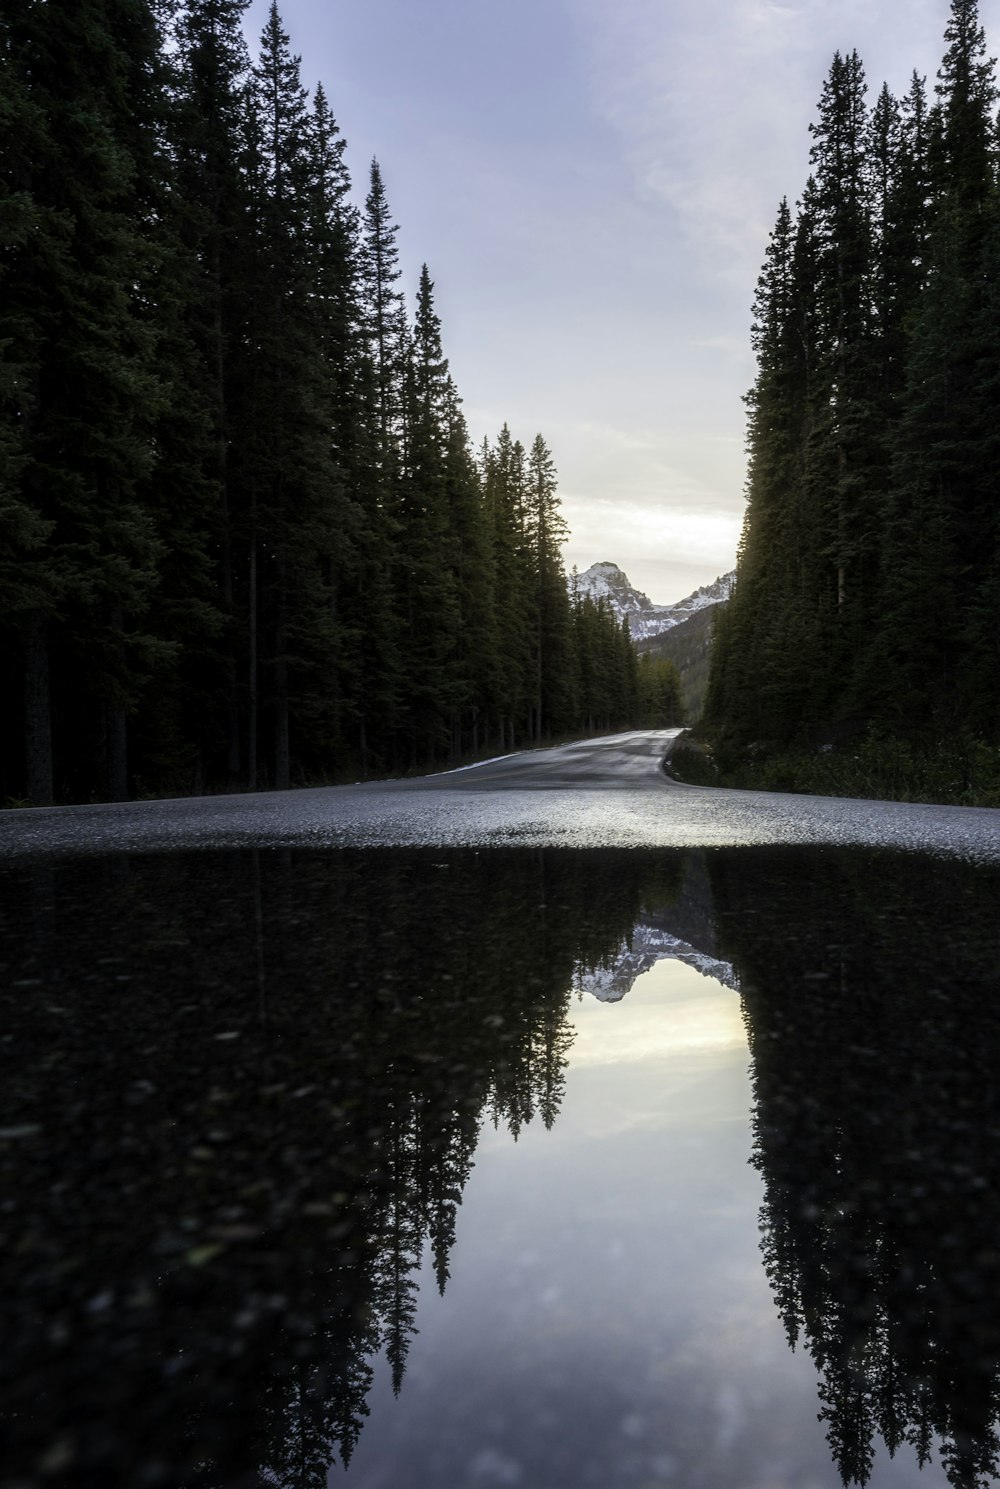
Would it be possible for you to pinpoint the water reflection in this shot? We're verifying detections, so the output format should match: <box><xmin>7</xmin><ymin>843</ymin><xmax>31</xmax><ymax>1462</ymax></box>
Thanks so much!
<box><xmin>0</xmin><ymin>848</ymin><xmax>677</xmax><ymax>1489</ymax></box>
<box><xmin>710</xmin><ymin>850</ymin><xmax>1000</xmax><ymax>1489</ymax></box>
<box><xmin>1</xmin><ymin>846</ymin><xmax>999</xmax><ymax>1488</ymax></box>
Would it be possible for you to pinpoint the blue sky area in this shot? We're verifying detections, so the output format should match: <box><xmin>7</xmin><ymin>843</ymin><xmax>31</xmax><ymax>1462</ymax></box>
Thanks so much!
<box><xmin>244</xmin><ymin>0</ymin><xmax>996</xmax><ymax>603</ymax></box>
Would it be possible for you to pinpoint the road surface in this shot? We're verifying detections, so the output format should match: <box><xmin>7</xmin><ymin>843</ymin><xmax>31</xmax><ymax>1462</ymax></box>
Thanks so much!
<box><xmin>2</xmin><ymin>729</ymin><xmax>999</xmax><ymax>861</ymax></box>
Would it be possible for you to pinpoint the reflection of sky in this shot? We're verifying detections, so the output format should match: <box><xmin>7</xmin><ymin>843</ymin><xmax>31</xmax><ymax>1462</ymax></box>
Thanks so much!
<box><xmin>571</xmin><ymin>959</ymin><xmax>745</xmax><ymax>1070</ymax></box>
<box><xmin>339</xmin><ymin>961</ymin><xmax>949</xmax><ymax>1488</ymax></box>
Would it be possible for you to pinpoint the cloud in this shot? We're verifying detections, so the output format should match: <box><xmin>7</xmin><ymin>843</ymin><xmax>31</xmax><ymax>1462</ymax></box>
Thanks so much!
<box><xmin>553</xmin><ymin>419</ymin><xmax>746</xmax><ymax>511</ymax></box>
<box><xmin>564</xmin><ymin>495</ymin><xmax>741</xmax><ymax>555</ymax></box>
<box><xmin>572</xmin><ymin>0</ymin><xmax>809</xmax><ymax>270</ymax></box>
<box><xmin>573</xmin><ymin>0</ymin><xmax>950</xmax><ymax>277</ymax></box>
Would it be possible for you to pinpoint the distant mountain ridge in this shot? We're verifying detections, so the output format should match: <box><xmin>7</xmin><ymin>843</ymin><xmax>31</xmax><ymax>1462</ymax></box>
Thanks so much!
<box><xmin>569</xmin><ymin>562</ymin><xmax>735</xmax><ymax>644</ymax></box>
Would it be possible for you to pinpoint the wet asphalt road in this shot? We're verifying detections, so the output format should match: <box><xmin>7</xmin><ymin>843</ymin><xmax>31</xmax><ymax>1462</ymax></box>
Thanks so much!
<box><xmin>2</xmin><ymin>729</ymin><xmax>999</xmax><ymax>862</ymax></box>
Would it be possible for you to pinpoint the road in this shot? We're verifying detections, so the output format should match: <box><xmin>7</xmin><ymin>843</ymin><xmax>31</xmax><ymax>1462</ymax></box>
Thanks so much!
<box><xmin>2</xmin><ymin>729</ymin><xmax>999</xmax><ymax>861</ymax></box>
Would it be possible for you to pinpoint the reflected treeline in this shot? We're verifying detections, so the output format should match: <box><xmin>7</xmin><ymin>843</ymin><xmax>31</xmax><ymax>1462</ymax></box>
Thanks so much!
<box><xmin>0</xmin><ymin>847</ymin><xmax>679</xmax><ymax>1489</ymax></box>
<box><xmin>9</xmin><ymin>843</ymin><xmax>1000</xmax><ymax>1489</ymax></box>
<box><xmin>710</xmin><ymin>848</ymin><xmax>1000</xmax><ymax>1489</ymax></box>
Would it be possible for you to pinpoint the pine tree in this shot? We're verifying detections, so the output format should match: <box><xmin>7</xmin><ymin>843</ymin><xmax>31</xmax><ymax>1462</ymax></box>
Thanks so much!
<box><xmin>1</xmin><ymin>0</ymin><xmax>171</xmax><ymax>802</ymax></box>
<box><xmin>524</xmin><ymin>434</ymin><xmax>572</xmax><ymax>740</ymax></box>
<box><xmin>396</xmin><ymin>266</ymin><xmax>461</xmax><ymax>762</ymax></box>
<box><xmin>359</xmin><ymin>159</ymin><xmax>407</xmax><ymax>457</ymax></box>
<box><xmin>481</xmin><ymin>425</ymin><xmax>532</xmax><ymax>748</ymax></box>
<box><xmin>304</xmin><ymin>82</ymin><xmax>400</xmax><ymax>776</ymax></box>
<box><xmin>929</xmin><ymin>0</ymin><xmax>997</xmax><ymax>231</ymax></box>
<box><xmin>122</xmin><ymin>5</ymin><xmax>242</xmax><ymax>798</ymax></box>
<box><xmin>172</xmin><ymin>0</ymin><xmax>254</xmax><ymax>787</ymax></box>
<box><xmin>441</xmin><ymin>379</ymin><xmax>499</xmax><ymax>755</ymax></box>
<box><xmin>0</xmin><ymin>1</ymin><xmax>58</xmax><ymax>802</ymax></box>
<box><xmin>867</xmin><ymin>75</ymin><xmax>930</xmax><ymax>402</ymax></box>
<box><xmin>707</xmin><ymin>194</ymin><xmax>822</xmax><ymax>745</ymax></box>
<box><xmin>636</xmin><ymin>653</ymin><xmax>682</xmax><ymax>728</ymax></box>
<box><xmin>808</xmin><ymin>49</ymin><xmax>881</xmax><ymax>684</ymax></box>
<box><xmin>236</xmin><ymin>2</ymin><xmax>349</xmax><ymax>788</ymax></box>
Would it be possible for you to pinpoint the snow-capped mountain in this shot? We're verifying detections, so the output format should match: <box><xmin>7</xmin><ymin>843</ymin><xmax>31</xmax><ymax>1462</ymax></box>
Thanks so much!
<box><xmin>575</xmin><ymin>916</ymin><xmax>738</xmax><ymax>1003</ymax></box>
<box><xmin>569</xmin><ymin>562</ymin><xmax>735</xmax><ymax>644</ymax></box>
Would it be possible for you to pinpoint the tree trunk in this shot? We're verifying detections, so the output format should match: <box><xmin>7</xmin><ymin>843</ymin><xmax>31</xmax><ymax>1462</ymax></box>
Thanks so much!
<box><xmin>248</xmin><ymin>524</ymin><xmax>258</xmax><ymax>791</ymax></box>
<box><xmin>106</xmin><ymin>702</ymin><xmax>128</xmax><ymax>802</ymax></box>
<box><xmin>274</xmin><ymin>650</ymin><xmax>290</xmax><ymax>789</ymax></box>
<box><xmin>106</xmin><ymin>606</ymin><xmax>128</xmax><ymax>801</ymax></box>
<box><xmin>24</xmin><ymin>610</ymin><xmax>53</xmax><ymax>805</ymax></box>
<box><xmin>273</xmin><ymin>558</ymin><xmax>290</xmax><ymax>790</ymax></box>
<box><xmin>221</xmin><ymin>540</ymin><xmax>242</xmax><ymax>781</ymax></box>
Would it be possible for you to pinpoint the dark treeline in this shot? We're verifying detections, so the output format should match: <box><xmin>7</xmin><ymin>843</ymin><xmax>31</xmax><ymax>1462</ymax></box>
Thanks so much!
<box><xmin>0</xmin><ymin>846</ymin><xmax>679</xmax><ymax>1487</ymax></box>
<box><xmin>706</xmin><ymin>0</ymin><xmax>1000</xmax><ymax>787</ymax></box>
<box><xmin>710</xmin><ymin>848</ymin><xmax>1000</xmax><ymax>1488</ymax></box>
<box><xmin>0</xmin><ymin>1</ymin><xmax>641</xmax><ymax>807</ymax></box>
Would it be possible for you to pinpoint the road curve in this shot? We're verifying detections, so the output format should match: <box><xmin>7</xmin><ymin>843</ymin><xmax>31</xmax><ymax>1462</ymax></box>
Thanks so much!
<box><xmin>2</xmin><ymin>729</ymin><xmax>999</xmax><ymax>862</ymax></box>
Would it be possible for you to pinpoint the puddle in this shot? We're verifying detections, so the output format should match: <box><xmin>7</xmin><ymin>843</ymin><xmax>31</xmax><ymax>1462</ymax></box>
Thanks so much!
<box><xmin>2</xmin><ymin>846</ymin><xmax>997</xmax><ymax>1488</ymax></box>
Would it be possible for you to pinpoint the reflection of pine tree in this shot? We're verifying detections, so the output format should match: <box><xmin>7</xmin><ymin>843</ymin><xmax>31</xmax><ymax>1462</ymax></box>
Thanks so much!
<box><xmin>425</xmin><ymin>1120</ymin><xmax>477</xmax><ymax>1296</ymax></box>
<box><xmin>537</xmin><ymin>1001</ymin><xmax>574</xmax><ymax>1131</ymax></box>
<box><xmin>263</xmin><ymin>1363</ymin><xmax>343</xmax><ymax>1489</ymax></box>
<box><xmin>713</xmin><ymin>848</ymin><xmax>1000</xmax><ymax>1489</ymax></box>
<box><xmin>374</xmin><ymin>1111</ymin><xmax>425</xmax><ymax>1395</ymax></box>
<box><xmin>818</xmin><ymin>1347</ymin><xmax>877</xmax><ymax>1488</ymax></box>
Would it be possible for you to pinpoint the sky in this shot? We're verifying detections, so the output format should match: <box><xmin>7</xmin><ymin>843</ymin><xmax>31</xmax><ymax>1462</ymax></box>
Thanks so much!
<box><xmin>244</xmin><ymin>0</ymin><xmax>998</xmax><ymax>604</ymax></box>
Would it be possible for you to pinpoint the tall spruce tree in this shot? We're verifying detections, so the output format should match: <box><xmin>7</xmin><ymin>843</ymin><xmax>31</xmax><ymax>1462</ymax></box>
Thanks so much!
<box><xmin>237</xmin><ymin>2</ymin><xmax>349</xmax><ymax>787</ymax></box>
<box><xmin>707</xmin><ymin>193</ymin><xmax>823</xmax><ymax>745</ymax></box>
<box><xmin>172</xmin><ymin>0</ymin><xmax>254</xmax><ymax>787</ymax></box>
<box><xmin>524</xmin><ymin>433</ymin><xmax>572</xmax><ymax>740</ymax></box>
<box><xmin>397</xmin><ymin>265</ymin><xmax>461</xmax><ymax>763</ymax></box>
<box><xmin>304</xmin><ymin>82</ymin><xmax>400</xmax><ymax>776</ymax></box>
<box><xmin>360</xmin><ymin>159</ymin><xmax>407</xmax><ymax>460</ymax></box>
<box><xmin>0</xmin><ymin>0</ymin><xmax>59</xmax><ymax>803</ymax></box>
<box><xmin>807</xmin><ymin>49</ymin><xmax>881</xmax><ymax>700</ymax></box>
<box><xmin>1</xmin><ymin>0</ymin><xmax>171</xmax><ymax>803</ymax></box>
<box><xmin>481</xmin><ymin>425</ymin><xmax>532</xmax><ymax>749</ymax></box>
<box><xmin>440</xmin><ymin>377</ymin><xmax>499</xmax><ymax>755</ymax></box>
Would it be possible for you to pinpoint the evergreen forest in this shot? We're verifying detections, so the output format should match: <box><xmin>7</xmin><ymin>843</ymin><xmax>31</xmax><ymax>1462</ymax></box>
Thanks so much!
<box><xmin>705</xmin><ymin>0</ymin><xmax>1000</xmax><ymax>801</ymax></box>
<box><xmin>0</xmin><ymin>0</ymin><xmax>653</xmax><ymax>806</ymax></box>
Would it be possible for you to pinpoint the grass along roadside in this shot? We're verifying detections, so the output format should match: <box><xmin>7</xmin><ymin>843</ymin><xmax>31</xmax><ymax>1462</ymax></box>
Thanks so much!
<box><xmin>666</xmin><ymin>727</ymin><xmax>1000</xmax><ymax>807</ymax></box>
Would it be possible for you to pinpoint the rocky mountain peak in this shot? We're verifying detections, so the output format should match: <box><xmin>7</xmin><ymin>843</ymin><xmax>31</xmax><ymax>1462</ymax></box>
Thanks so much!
<box><xmin>568</xmin><ymin>562</ymin><xmax>735</xmax><ymax>644</ymax></box>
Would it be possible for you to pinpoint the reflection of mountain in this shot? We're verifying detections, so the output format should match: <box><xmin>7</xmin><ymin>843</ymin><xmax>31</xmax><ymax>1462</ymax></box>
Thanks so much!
<box><xmin>0</xmin><ymin>847</ymin><xmax>681</xmax><ymax>1489</ymax></box>
<box><xmin>710</xmin><ymin>848</ymin><xmax>1000</xmax><ymax>1489</ymax></box>
<box><xmin>576</xmin><ymin>916</ymin><xmax>738</xmax><ymax>1002</ymax></box>
<box><xmin>576</xmin><ymin>850</ymin><xmax>736</xmax><ymax>1002</ymax></box>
